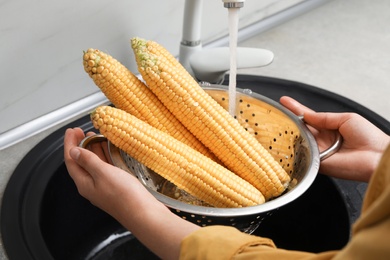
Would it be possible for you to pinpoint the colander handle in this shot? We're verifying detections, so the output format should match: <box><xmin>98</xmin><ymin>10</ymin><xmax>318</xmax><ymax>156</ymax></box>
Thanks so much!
<box><xmin>319</xmin><ymin>132</ymin><xmax>343</xmax><ymax>161</ymax></box>
<box><xmin>298</xmin><ymin>116</ymin><xmax>343</xmax><ymax>161</ymax></box>
<box><xmin>297</xmin><ymin>115</ymin><xmax>343</xmax><ymax>161</ymax></box>
<box><xmin>79</xmin><ymin>134</ymin><xmax>107</xmax><ymax>148</ymax></box>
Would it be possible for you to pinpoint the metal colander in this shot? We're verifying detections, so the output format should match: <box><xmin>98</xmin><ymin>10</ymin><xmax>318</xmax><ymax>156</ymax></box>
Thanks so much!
<box><xmin>81</xmin><ymin>84</ymin><xmax>341</xmax><ymax>233</ymax></box>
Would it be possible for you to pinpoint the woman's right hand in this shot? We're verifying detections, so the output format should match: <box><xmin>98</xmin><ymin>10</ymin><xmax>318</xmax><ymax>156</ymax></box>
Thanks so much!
<box><xmin>64</xmin><ymin>128</ymin><xmax>200</xmax><ymax>260</ymax></box>
<box><xmin>280</xmin><ymin>96</ymin><xmax>390</xmax><ymax>182</ymax></box>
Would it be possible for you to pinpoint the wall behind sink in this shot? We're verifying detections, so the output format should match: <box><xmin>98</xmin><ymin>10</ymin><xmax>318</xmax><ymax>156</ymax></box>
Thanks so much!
<box><xmin>0</xmin><ymin>0</ymin><xmax>303</xmax><ymax>135</ymax></box>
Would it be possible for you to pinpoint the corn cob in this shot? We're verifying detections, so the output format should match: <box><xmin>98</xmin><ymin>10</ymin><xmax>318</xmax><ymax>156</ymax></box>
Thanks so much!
<box><xmin>131</xmin><ymin>37</ymin><xmax>290</xmax><ymax>200</ymax></box>
<box><xmin>207</xmin><ymin>89</ymin><xmax>300</xmax><ymax>176</ymax></box>
<box><xmin>91</xmin><ymin>105</ymin><xmax>265</xmax><ymax>208</ymax></box>
<box><xmin>83</xmin><ymin>48</ymin><xmax>216</xmax><ymax>160</ymax></box>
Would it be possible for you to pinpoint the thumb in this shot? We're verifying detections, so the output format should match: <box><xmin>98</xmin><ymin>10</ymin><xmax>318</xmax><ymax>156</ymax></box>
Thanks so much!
<box><xmin>303</xmin><ymin>111</ymin><xmax>349</xmax><ymax>131</ymax></box>
<box><xmin>69</xmin><ymin>146</ymin><xmax>81</xmax><ymax>161</ymax></box>
<box><xmin>69</xmin><ymin>146</ymin><xmax>105</xmax><ymax>178</ymax></box>
<box><xmin>280</xmin><ymin>96</ymin><xmax>314</xmax><ymax>116</ymax></box>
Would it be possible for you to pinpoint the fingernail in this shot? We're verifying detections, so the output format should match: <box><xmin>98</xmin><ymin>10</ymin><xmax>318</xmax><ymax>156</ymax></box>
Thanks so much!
<box><xmin>70</xmin><ymin>147</ymin><xmax>81</xmax><ymax>161</ymax></box>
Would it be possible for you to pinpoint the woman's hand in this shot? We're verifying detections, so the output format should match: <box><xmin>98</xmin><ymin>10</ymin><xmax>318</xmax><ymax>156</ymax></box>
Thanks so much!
<box><xmin>280</xmin><ymin>96</ymin><xmax>390</xmax><ymax>182</ymax></box>
<box><xmin>63</xmin><ymin>128</ymin><xmax>199</xmax><ymax>260</ymax></box>
<box><xmin>64</xmin><ymin>128</ymin><xmax>154</xmax><ymax>219</ymax></box>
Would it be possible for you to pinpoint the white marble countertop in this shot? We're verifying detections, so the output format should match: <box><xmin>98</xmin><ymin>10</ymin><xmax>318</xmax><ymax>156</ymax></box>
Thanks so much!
<box><xmin>1</xmin><ymin>0</ymin><xmax>389</xmax><ymax>258</ymax></box>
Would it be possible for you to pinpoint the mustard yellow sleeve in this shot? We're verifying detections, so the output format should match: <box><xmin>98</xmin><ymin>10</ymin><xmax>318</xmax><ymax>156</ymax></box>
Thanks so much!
<box><xmin>179</xmin><ymin>225</ymin><xmax>329</xmax><ymax>260</ymax></box>
<box><xmin>180</xmin><ymin>225</ymin><xmax>273</xmax><ymax>259</ymax></box>
<box><xmin>332</xmin><ymin>144</ymin><xmax>390</xmax><ymax>260</ymax></box>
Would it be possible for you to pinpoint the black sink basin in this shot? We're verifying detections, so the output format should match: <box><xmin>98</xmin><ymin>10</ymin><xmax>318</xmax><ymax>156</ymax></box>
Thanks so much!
<box><xmin>2</xmin><ymin>75</ymin><xmax>389</xmax><ymax>259</ymax></box>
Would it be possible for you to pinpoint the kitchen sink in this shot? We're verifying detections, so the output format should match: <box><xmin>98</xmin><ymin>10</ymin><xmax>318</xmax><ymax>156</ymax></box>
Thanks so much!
<box><xmin>2</xmin><ymin>75</ymin><xmax>389</xmax><ymax>259</ymax></box>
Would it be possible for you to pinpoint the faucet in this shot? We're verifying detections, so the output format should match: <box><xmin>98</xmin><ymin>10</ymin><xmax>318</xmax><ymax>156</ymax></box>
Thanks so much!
<box><xmin>179</xmin><ymin>0</ymin><xmax>274</xmax><ymax>84</ymax></box>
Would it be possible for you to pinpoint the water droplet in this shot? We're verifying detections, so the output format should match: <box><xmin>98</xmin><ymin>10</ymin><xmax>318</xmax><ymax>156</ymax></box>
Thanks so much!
<box><xmin>198</xmin><ymin>81</ymin><xmax>211</xmax><ymax>87</ymax></box>
<box><xmin>242</xmin><ymin>88</ymin><xmax>252</xmax><ymax>95</ymax></box>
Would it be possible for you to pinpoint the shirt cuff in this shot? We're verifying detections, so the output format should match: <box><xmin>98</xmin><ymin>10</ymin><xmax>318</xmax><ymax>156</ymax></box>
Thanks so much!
<box><xmin>180</xmin><ymin>225</ymin><xmax>275</xmax><ymax>259</ymax></box>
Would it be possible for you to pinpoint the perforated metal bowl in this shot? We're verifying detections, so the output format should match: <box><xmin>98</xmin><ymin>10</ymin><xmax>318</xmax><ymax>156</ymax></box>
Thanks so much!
<box><xmin>81</xmin><ymin>84</ymin><xmax>341</xmax><ymax>233</ymax></box>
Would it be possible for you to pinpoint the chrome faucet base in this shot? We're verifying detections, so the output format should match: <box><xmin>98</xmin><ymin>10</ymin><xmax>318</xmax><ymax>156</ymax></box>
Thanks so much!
<box><xmin>180</xmin><ymin>0</ymin><xmax>273</xmax><ymax>83</ymax></box>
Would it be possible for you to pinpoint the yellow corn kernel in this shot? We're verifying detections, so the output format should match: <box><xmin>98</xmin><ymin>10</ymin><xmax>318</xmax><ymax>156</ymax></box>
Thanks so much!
<box><xmin>91</xmin><ymin>105</ymin><xmax>265</xmax><ymax>208</ymax></box>
<box><xmin>131</xmin><ymin>37</ymin><xmax>290</xmax><ymax>200</ymax></box>
<box><xmin>83</xmin><ymin>48</ymin><xmax>216</xmax><ymax>160</ymax></box>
